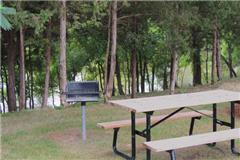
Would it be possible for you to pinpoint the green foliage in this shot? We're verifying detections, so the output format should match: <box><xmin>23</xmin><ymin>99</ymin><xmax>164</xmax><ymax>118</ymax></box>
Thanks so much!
<box><xmin>1</xmin><ymin>1</ymin><xmax>240</xmax><ymax>106</ymax></box>
<box><xmin>0</xmin><ymin>5</ymin><xmax>16</xmax><ymax>30</ymax></box>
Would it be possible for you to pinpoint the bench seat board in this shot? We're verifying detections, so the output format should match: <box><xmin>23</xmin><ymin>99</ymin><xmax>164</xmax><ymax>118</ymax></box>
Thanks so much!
<box><xmin>143</xmin><ymin>128</ymin><xmax>240</xmax><ymax>152</ymax></box>
<box><xmin>109</xmin><ymin>89</ymin><xmax>240</xmax><ymax>113</ymax></box>
<box><xmin>97</xmin><ymin>110</ymin><xmax>212</xmax><ymax>129</ymax></box>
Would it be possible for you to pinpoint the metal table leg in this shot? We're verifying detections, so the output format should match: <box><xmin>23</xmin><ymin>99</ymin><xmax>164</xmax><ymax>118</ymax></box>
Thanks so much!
<box><xmin>208</xmin><ymin>103</ymin><xmax>217</xmax><ymax>147</ymax></box>
<box><xmin>213</xmin><ymin>103</ymin><xmax>217</xmax><ymax>133</ymax></box>
<box><xmin>131</xmin><ymin>111</ymin><xmax>136</xmax><ymax>160</ymax></box>
<box><xmin>168</xmin><ymin>150</ymin><xmax>176</xmax><ymax>160</ymax></box>
<box><xmin>230</xmin><ymin>102</ymin><xmax>240</xmax><ymax>156</ymax></box>
<box><xmin>81</xmin><ymin>102</ymin><xmax>87</xmax><ymax>142</ymax></box>
<box><xmin>146</xmin><ymin>112</ymin><xmax>152</xmax><ymax>160</ymax></box>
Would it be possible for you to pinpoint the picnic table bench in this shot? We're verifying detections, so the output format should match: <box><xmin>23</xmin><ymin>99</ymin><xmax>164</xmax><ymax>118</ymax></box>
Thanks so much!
<box><xmin>98</xmin><ymin>89</ymin><xmax>240</xmax><ymax>160</ymax></box>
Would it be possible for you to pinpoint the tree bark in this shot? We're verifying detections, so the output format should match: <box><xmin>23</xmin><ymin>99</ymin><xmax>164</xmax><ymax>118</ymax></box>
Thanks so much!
<box><xmin>211</xmin><ymin>28</ymin><xmax>217</xmax><ymax>84</ymax></box>
<box><xmin>42</xmin><ymin>21</ymin><xmax>52</xmax><ymax>108</ymax></box>
<box><xmin>97</xmin><ymin>62</ymin><xmax>104</xmax><ymax>92</ymax></box>
<box><xmin>136</xmin><ymin>59</ymin><xmax>139</xmax><ymax>93</ymax></box>
<box><xmin>139</xmin><ymin>54</ymin><xmax>145</xmax><ymax>93</ymax></box>
<box><xmin>7</xmin><ymin>31</ymin><xmax>17</xmax><ymax>112</ymax></box>
<box><xmin>105</xmin><ymin>0</ymin><xmax>117</xmax><ymax>101</ymax></box>
<box><xmin>205</xmin><ymin>46</ymin><xmax>209</xmax><ymax>84</ymax></box>
<box><xmin>116</xmin><ymin>56</ymin><xmax>124</xmax><ymax>95</ymax></box>
<box><xmin>191</xmin><ymin>29</ymin><xmax>202</xmax><ymax>86</ymax></box>
<box><xmin>123</xmin><ymin>62</ymin><xmax>127</xmax><ymax>94</ymax></box>
<box><xmin>145</xmin><ymin>61</ymin><xmax>150</xmax><ymax>92</ymax></box>
<box><xmin>29</xmin><ymin>50</ymin><xmax>34</xmax><ymax>109</ymax></box>
<box><xmin>26</xmin><ymin>71</ymin><xmax>31</xmax><ymax>109</ymax></box>
<box><xmin>216</xmin><ymin>29</ymin><xmax>222</xmax><ymax>80</ymax></box>
<box><xmin>51</xmin><ymin>85</ymin><xmax>55</xmax><ymax>107</ymax></box>
<box><xmin>19</xmin><ymin>27</ymin><xmax>26</xmax><ymax>110</ymax></box>
<box><xmin>163</xmin><ymin>66</ymin><xmax>168</xmax><ymax>90</ymax></box>
<box><xmin>3</xmin><ymin>65</ymin><xmax>8</xmax><ymax>107</ymax></box>
<box><xmin>1</xmin><ymin>66</ymin><xmax>6</xmax><ymax>113</ymax></box>
<box><xmin>221</xmin><ymin>54</ymin><xmax>237</xmax><ymax>78</ymax></box>
<box><xmin>59</xmin><ymin>0</ymin><xmax>67</xmax><ymax>105</ymax></box>
<box><xmin>170</xmin><ymin>48</ymin><xmax>178</xmax><ymax>94</ymax></box>
<box><xmin>126</xmin><ymin>55</ymin><xmax>131</xmax><ymax>95</ymax></box>
<box><xmin>131</xmin><ymin>49</ymin><xmax>137</xmax><ymax>98</ymax></box>
<box><xmin>227</xmin><ymin>42</ymin><xmax>234</xmax><ymax>78</ymax></box>
<box><xmin>151</xmin><ymin>65</ymin><xmax>155</xmax><ymax>92</ymax></box>
<box><xmin>104</xmin><ymin>3</ymin><xmax>111</xmax><ymax>101</ymax></box>
<box><xmin>141</xmin><ymin>57</ymin><xmax>146</xmax><ymax>93</ymax></box>
<box><xmin>131</xmin><ymin>13</ymin><xmax>137</xmax><ymax>98</ymax></box>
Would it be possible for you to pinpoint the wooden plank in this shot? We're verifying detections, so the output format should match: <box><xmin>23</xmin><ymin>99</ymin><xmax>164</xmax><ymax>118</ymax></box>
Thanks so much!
<box><xmin>97</xmin><ymin>110</ymin><xmax>212</xmax><ymax>129</ymax></box>
<box><xmin>109</xmin><ymin>89</ymin><xmax>240</xmax><ymax>113</ymax></box>
<box><xmin>143</xmin><ymin>128</ymin><xmax>240</xmax><ymax>152</ymax></box>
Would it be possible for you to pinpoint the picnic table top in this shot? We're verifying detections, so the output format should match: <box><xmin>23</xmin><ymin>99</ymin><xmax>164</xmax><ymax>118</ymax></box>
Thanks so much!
<box><xmin>109</xmin><ymin>89</ymin><xmax>240</xmax><ymax>113</ymax></box>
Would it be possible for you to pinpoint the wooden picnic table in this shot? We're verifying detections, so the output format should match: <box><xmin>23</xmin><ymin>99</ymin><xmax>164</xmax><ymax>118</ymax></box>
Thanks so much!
<box><xmin>109</xmin><ymin>89</ymin><xmax>240</xmax><ymax>160</ymax></box>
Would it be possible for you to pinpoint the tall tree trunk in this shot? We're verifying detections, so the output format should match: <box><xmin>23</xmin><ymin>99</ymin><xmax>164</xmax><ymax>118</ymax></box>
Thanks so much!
<box><xmin>192</xmin><ymin>29</ymin><xmax>202</xmax><ymax>86</ymax></box>
<box><xmin>59</xmin><ymin>0</ymin><xmax>67</xmax><ymax>105</ymax></box>
<box><xmin>42</xmin><ymin>21</ymin><xmax>52</xmax><ymax>108</ymax></box>
<box><xmin>26</xmin><ymin>71</ymin><xmax>30</xmax><ymax>109</ymax></box>
<box><xmin>51</xmin><ymin>85</ymin><xmax>55</xmax><ymax>107</ymax></box>
<box><xmin>104</xmin><ymin>3</ymin><xmax>111</xmax><ymax>100</ymax></box>
<box><xmin>97</xmin><ymin>62</ymin><xmax>104</xmax><ymax>92</ymax></box>
<box><xmin>221</xmin><ymin>54</ymin><xmax>237</xmax><ymax>78</ymax></box>
<box><xmin>140</xmin><ymin>57</ymin><xmax>146</xmax><ymax>93</ymax></box>
<box><xmin>29</xmin><ymin>50</ymin><xmax>34</xmax><ymax>109</ymax></box>
<box><xmin>105</xmin><ymin>0</ymin><xmax>117</xmax><ymax>101</ymax></box>
<box><xmin>139</xmin><ymin>54</ymin><xmax>145</xmax><ymax>93</ymax></box>
<box><xmin>131</xmin><ymin>49</ymin><xmax>137</xmax><ymax>98</ymax></box>
<box><xmin>126</xmin><ymin>55</ymin><xmax>131</xmax><ymax>94</ymax></box>
<box><xmin>116</xmin><ymin>56</ymin><xmax>124</xmax><ymax>95</ymax></box>
<box><xmin>170</xmin><ymin>48</ymin><xmax>178</xmax><ymax>94</ymax></box>
<box><xmin>227</xmin><ymin>42</ymin><xmax>234</xmax><ymax>78</ymax></box>
<box><xmin>3</xmin><ymin>65</ymin><xmax>8</xmax><ymax>107</ymax></box>
<box><xmin>136</xmin><ymin>60</ymin><xmax>139</xmax><ymax>93</ymax></box>
<box><xmin>163</xmin><ymin>66</ymin><xmax>168</xmax><ymax>90</ymax></box>
<box><xmin>123</xmin><ymin>62</ymin><xmax>127</xmax><ymax>94</ymax></box>
<box><xmin>205</xmin><ymin>46</ymin><xmax>209</xmax><ymax>84</ymax></box>
<box><xmin>145</xmin><ymin>62</ymin><xmax>150</xmax><ymax>92</ymax></box>
<box><xmin>216</xmin><ymin>29</ymin><xmax>222</xmax><ymax>80</ymax></box>
<box><xmin>19</xmin><ymin>27</ymin><xmax>26</xmax><ymax>110</ymax></box>
<box><xmin>151</xmin><ymin>64</ymin><xmax>155</xmax><ymax>92</ymax></box>
<box><xmin>211</xmin><ymin>28</ymin><xmax>217</xmax><ymax>84</ymax></box>
<box><xmin>7</xmin><ymin>31</ymin><xmax>17</xmax><ymax>112</ymax></box>
<box><xmin>131</xmin><ymin>13</ymin><xmax>137</xmax><ymax>98</ymax></box>
<box><xmin>1</xmin><ymin>66</ymin><xmax>6</xmax><ymax>113</ymax></box>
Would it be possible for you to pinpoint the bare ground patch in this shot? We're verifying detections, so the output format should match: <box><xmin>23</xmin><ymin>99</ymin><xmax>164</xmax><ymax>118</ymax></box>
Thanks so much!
<box><xmin>47</xmin><ymin>128</ymin><xmax>81</xmax><ymax>147</ymax></box>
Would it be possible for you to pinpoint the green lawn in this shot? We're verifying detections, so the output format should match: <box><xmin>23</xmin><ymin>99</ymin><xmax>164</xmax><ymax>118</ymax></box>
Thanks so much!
<box><xmin>1</xmin><ymin>83</ymin><xmax>240</xmax><ymax>160</ymax></box>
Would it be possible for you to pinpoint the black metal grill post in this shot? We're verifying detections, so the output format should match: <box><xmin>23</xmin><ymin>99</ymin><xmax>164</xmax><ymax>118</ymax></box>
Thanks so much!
<box><xmin>81</xmin><ymin>101</ymin><xmax>87</xmax><ymax>142</ymax></box>
<box><xmin>65</xmin><ymin>81</ymin><xmax>99</xmax><ymax>143</ymax></box>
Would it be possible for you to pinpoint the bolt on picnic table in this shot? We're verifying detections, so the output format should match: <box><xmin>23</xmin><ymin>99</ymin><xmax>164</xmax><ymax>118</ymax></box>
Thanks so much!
<box><xmin>65</xmin><ymin>81</ymin><xmax>99</xmax><ymax>142</ymax></box>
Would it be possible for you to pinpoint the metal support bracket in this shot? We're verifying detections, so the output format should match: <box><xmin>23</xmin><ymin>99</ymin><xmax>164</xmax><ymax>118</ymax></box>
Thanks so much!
<box><xmin>189</xmin><ymin>116</ymin><xmax>201</xmax><ymax>135</ymax></box>
<box><xmin>112</xmin><ymin>128</ymin><xmax>132</xmax><ymax>160</ymax></box>
<box><xmin>141</xmin><ymin>107</ymin><xmax>185</xmax><ymax>133</ymax></box>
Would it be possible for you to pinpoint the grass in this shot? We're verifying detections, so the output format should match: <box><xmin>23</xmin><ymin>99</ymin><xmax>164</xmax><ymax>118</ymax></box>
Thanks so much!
<box><xmin>1</xmin><ymin>81</ymin><xmax>240</xmax><ymax>160</ymax></box>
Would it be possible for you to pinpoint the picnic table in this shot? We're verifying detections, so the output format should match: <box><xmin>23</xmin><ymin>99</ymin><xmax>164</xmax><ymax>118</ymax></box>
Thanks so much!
<box><xmin>107</xmin><ymin>89</ymin><xmax>240</xmax><ymax>160</ymax></box>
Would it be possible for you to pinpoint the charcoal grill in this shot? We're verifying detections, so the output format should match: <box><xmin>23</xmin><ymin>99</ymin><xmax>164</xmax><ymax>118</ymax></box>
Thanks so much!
<box><xmin>66</xmin><ymin>81</ymin><xmax>99</xmax><ymax>142</ymax></box>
